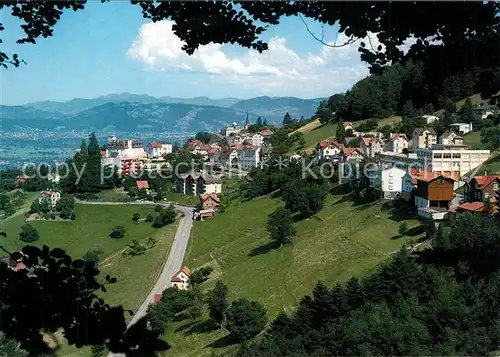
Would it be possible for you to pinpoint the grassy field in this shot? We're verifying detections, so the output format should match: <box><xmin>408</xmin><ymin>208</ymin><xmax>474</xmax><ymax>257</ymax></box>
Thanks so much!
<box><xmin>463</xmin><ymin>131</ymin><xmax>490</xmax><ymax>150</ymax></box>
<box><xmin>0</xmin><ymin>204</ymin><xmax>161</xmax><ymax>258</ymax></box>
<box><xmin>1</xmin><ymin>203</ymin><xmax>180</xmax><ymax>357</ymax></box>
<box><xmin>165</xmin><ymin>189</ymin><xmax>199</xmax><ymax>206</ymax></box>
<box><xmin>161</xmin><ymin>194</ymin><xmax>423</xmax><ymax>357</ymax></box>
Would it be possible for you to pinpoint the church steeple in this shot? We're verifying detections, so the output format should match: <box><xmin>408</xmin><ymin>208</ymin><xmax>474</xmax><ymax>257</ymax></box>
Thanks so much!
<box><xmin>244</xmin><ymin>110</ymin><xmax>249</xmax><ymax>129</ymax></box>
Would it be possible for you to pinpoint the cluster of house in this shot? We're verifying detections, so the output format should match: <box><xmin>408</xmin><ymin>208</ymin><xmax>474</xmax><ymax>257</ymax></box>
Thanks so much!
<box><xmin>186</xmin><ymin>123</ymin><xmax>273</xmax><ymax>170</ymax></box>
<box><xmin>316</xmin><ymin>117</ymin><xmax>497</xmax><ymax>221</ymax></box>
<box><xmin>100</xmin><ymin>135</ymin><xmax>173</xmax><ymax>176</ymax></box>
<box><xmin>100</xmin><ymin>119</ymin><xmax>275</xmax><ymax>176</ymax></box>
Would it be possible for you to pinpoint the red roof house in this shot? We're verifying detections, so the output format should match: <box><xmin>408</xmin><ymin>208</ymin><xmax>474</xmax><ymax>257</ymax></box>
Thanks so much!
<box><xmin>171</xmin><ymin>266</ymin><xmax>192</xmax><ymax>290</ymax></box>
<box><xmin>259</xmin><ymin>129</ymin><xmax>274</xmax><ymax>137</ymax></box>
<box><xmin>200</xmin><ymin>193</ymin><xmax>220</xmax><ymax>209</ymax></box>
<box><xmin>154</xmin><ymin>294</ymin><xmax>162</xmax><ymax>304</ymax></box>
<box><xmin>136</xmin><ymin>180</ymin><xmax>149</xmax><ymax>190</ymax></box>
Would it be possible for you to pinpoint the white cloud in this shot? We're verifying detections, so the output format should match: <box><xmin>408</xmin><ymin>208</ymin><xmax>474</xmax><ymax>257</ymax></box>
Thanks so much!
<box><xmin>127</xmin><ymin>21</ymin><xmax>397</xmax><ymax>97</ymax></box>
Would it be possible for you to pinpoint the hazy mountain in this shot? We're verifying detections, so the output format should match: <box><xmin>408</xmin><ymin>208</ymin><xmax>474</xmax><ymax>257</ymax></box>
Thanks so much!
<box><xmin>159</xmin><ymin>96</ymin><xmax>240</xmax><ymax>107</ymax></box>
<box><xmin>1</xmin><ymin>102</ymin><xmax>256</xmax><ymax>133</ymax></box>
<box><xmin>230</xmin><ymin>96</ymin><xmax>325</xmax><ymax>121</ymax></box>
<box><xmin>24</xmin><ymin>93</ymin><xmax>324</xmax><ymax>121</ymax></box>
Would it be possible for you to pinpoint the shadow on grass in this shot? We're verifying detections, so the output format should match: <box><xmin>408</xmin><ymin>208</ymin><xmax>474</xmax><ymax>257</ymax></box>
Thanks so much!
<box><xmin>248</xmin><ymin>241</ymin><xmax>279</xmax><ymax>257</ymax></box>
<box><xmin>175</xmin><ymin>321</ymin><xmax>197</xmax><ymax>333</ymax></box>
<box><xmin>185</xmin><ymin>319</ymin><xmax>219</xmax><ymax>335</ymax></box>
<box><xmin>206</xmin><ymin>334</ymin><xmax>238</xmax><ymax>349</ymax></box>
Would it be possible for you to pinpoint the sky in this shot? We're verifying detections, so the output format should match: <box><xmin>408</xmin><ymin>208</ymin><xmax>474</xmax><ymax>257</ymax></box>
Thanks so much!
<box><xmin>0</xmin><ymin>2</ymin><xmax>375</xmax><ymax>105</ymax></box>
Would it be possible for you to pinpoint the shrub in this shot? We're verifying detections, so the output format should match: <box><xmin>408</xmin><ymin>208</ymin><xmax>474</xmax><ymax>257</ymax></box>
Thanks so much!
<box><xmin>152</xmin><ymin>205</ymin><xmax>176</xmax><ymax>228</ymax></box>
<box><xmin>83</xmin><ymin>245</ymin><xmax>104</xmax><ymax>265</ymax></box>
<box><xmin>109</xmin><ymin>226</ymin><xmax>125</xmax><ymax>239</ymax></box>
<box><xmin>399</xmin><ymin>221</ymin><xmax>408</xmax><ymax>236</ymax></box>
<box><xmin>19</xmin><ymin>224</ymin><xmax>39</xmax><ymax>242</ymax></box>
<box><xmin>154</xmin><ymin>204</ymin><xmax>163</xmax><ymax>212</ymax></box>
<box><xmin>132</xmin><ymin>213</ymin><xmax>141</xmax><ymax>221</ymax></box>
<box><xmin>145</xmin><ymin>214</ymin><xmax>154</xmax><ymax>222</ymax></box>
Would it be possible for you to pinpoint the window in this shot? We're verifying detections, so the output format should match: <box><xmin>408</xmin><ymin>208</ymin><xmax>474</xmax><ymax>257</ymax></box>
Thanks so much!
<box><xmin>388</xmin><ymin>185</ymin><xmax>394</xmax><ymax>190</ymax></box>
<box><xmin>438</xmin><ymin>178</ymin><xmax>445</xmax><ymax>185</ymax></box>
<box><xmin>443</xmin><ymin>153</ymin><xmax>452</xmax><ymax>159</ymax></box>
<box><xmin>433</xmin><ymin>153</ymin><xmax>442</xmax><ymax>159</ymax></box>
<box><xmin>485</xmin><ymin>192</ymin><xmax>490</xmax><ymax>199</ymax></box>
<box><xmin>494</xmin><ymin>182</ymin><xmax>499</xmax><ymax>191</ymax></box>
<box><xmin>452</xmin><ymin>153</ymin><xmax>461</xmax><ymax>159</ymax></box>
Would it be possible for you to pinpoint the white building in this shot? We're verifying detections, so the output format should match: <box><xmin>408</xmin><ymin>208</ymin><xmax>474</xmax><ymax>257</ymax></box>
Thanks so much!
<box><xmin>449</xmin><ymin>122</ymin><xmax>473</xmax><ymax>135</ymax></box>
<box><xmin>237</xmin><ymin>146</ymin><xmax>262</xmax><ymax>169</ymax></box>
<box><xmin>176</xmin><ymin>174</ymin><xmax>222</xmax><ymax>196</ymax></box>
<box><xmin>412</xmin><ymin>128</ymin><xmax>437</xmax><ymax>150</ymax></box>
<box><xmin>422</xmin><ymin>115</ymin><xmax>440</xmax><ymax>124</ymax></box>
<box><xmin>473</xmin><ymin>104</ymin><xmax>499</xmax><ymax>121</ymax></box>
<box><xmin>105</xmin><ymin>137</ymin><xmax>147</xmax><ymax>160</ymax></box>
<box><xmin>439</xmin><ymin>131</ymin><xmax>464</xmax><ymax>146</ymax></box>
<box><xmin>39</xmin><ymin>190</ymin><xmax>61</xmax><ymax>208</ymax></box>
<box><xmin>360</xmin><ymin>137</ymin><xmax>385</xmax><ymax>158</ymax></box>
<box><xmin>149</xmin><ymin>141</ymin><xmax>172</xmax><ymax>158</ymax></box>
<box><xmin>143</xmin><ymin>159</ymin><xmax>170</xmax><ymax>173</ymax></box>
<box><xmin>372</xmin><ymin>166</ymin><xmax>407</xmax><ymax>200</ymax></box>
<box><xmin>250</xmin><ymin>133</ymin><xmax>264</xmax><ymax>146</ymax></box>
<box><xmin>318</xmin><ymin>140</ymin><xmax>344</xmax><ymax>161</ymax></box>
<box><xmin>386</xmin><ymin>134</ymin><xmax>409</xmax><ymax>153</ymax></box>
<box><xmin>171</xmin><ymin>266</ymin><xmax>191</xmax><ymax>290</ymax></box>
<box><xmin>415</xmin><ymin>147</ymin><xmax>490</xmax><ymax>178</ymax></box>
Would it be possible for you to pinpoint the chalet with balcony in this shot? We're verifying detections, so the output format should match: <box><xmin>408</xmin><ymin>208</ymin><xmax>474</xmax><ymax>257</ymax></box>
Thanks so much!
<box><xmin>176</xmin><ymin>173</ymin><xmax>222</xmax><ymax>196</ymax></box>
<box><xmin>464</xmin><ymin>175</ymin><xmax>500</xmax><ymax>204</ymax></box>
<box><xmin>414</xmin><ymin>174</ymin><xmax>455</xmax><ymax>221</ymax></box>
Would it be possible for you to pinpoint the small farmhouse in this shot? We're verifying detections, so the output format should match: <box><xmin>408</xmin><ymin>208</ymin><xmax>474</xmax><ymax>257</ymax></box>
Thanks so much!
<box><xmin>200</xmin><ymin>193</ymin><xmax>220</xmax><ymax>210</ymax></box>
<box><xmin>171</xmin><ymin>266</ymin><xmax>192</xmax><ymax>290</ymax></box>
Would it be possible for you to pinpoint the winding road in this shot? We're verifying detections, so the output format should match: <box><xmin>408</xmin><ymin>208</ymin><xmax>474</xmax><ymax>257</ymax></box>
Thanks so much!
<box><xmin>75</xmin><ymin>200</ymin><xmax>194</xmax><ymax>357</ymax></box>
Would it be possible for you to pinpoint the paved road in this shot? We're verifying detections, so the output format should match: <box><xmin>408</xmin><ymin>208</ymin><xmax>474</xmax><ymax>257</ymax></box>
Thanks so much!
<box><xmin>74</xmin><ymin>200</ymin><xmax>194</xmax><ymax>357</ymax></box>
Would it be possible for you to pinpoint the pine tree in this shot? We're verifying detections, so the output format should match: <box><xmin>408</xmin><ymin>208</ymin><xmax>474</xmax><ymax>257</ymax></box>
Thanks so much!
<box><xmin>80</xmin><ymin>138</ymin><xmax>88</xmax><ymax>158</ymax></box>
<box><xmin>256</xmin><ymin>117</ymin><xmax>263</xmax><ymax>126</ymax></box>
<box><xmin>263</xmin><ymin>118</ymin><xmax>268</xmax><ymax>126</ymax></box>
<box><xmin>445</xmin><ymin>98</ymin><xmax>457</xmax><ymax>115</ymax></box>
<box><xmin>283</xmin><ymin>112</ymin><xmax>293</xmax><ymax>126</ymax></box>
<box><xmin>402</xmin><ymin>100</ymin><xmax>417</xmax><ymax>120</ymax></box>
<box><xmin>87</xmin><ymin>132</ymin><xmax>100</xmax><ymax>157</ymax></box>
<box><xmin>460</xmin><ymin>97</ymin><xmax>475</xmax><ymax>123</ymax></box>
<box><xmin>336</xmin><ymin>123</ymin><xmax>346</xmax><ymax>143</ymax></box>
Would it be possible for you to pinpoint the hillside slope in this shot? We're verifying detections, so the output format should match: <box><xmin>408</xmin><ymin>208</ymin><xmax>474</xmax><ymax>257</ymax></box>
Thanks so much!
<box><xmin>165</xmin><ymin>193</ymin><xmax>423</xmax><ymax>357</ymax></box>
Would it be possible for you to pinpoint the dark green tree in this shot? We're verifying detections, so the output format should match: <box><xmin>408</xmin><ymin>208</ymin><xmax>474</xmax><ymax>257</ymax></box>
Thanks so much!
<box><xmin>267</xmin><ymin>208</ymin><xmax>296</xmax><ymax>247</ymax></box>
<box><xmin>152</xmin><ymin>205</ymin><xmax>176</xmax><ymax>228</ymax></box>
<box><xmin>206</xmin><ymin>281</ymin><xmax>229</xmax><ymax>327</ymax></box>
<box><xmin>225</xmin><ymin>299</ymin><xmax>268</xmax><ymax>342</ymax></box>
<box><xmin>256</xmin><ymin>117</ymin><xmax>263</xmax><ymax>126</ymax></box>
<box><xmin>19</xmin><ymin>224</ymin><xmax>39</xmax><ymax>243</ymax></box>
<box><xmin>460</xmin><ymin>97</ymin><xmax>475</xmax><ymax>123</ymax></box>
<box><xmin>282</xmin><ymin>112</ymin><xmax>293</xmax><ymax>126</ymax></box>
<box><xmin>190</xmin><ymin>266</ymin><xmax>214</xmax><ymax>286</ymax></box>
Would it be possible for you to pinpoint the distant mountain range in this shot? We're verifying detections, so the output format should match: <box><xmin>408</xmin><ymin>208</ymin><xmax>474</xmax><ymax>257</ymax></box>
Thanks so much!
<box><xmin>1</xmin><ymin>93</ymin><xmax>326</xmax><ymax>133</ymax></box>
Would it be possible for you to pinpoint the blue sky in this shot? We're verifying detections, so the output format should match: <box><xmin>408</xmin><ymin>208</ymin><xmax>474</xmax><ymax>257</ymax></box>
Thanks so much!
<box><xmin>0</xmin><ymin>2</ymin><xmax>371</xmax><ymax>105</ymax></box>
